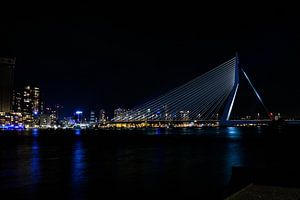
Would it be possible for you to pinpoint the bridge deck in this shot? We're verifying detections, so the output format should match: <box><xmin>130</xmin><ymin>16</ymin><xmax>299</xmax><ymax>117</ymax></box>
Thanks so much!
<box><xmin>110</xmin><ymin>120</ymin><xmax>270</xmax><ymax>124</ymax></box>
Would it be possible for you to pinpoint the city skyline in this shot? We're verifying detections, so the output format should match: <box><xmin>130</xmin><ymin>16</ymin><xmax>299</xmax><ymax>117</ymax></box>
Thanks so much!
<box><xmin>0</xmin><ymin>54</ymin><xmax>293</xmax><ymax>130</ymax></box>
<box><xmin>1</xmin><ymin>6</ymin><xmax>299</xmax><ymax>117</ymax></box>
<box><xmin>0</xmin><ymin>55</ymin><xmax>291</xmax><ymax>121</ymax></box>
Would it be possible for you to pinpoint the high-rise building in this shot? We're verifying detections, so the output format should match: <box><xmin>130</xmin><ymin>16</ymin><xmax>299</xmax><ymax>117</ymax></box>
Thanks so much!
<box><xmin>55</xmin><ymin>104</ymin><xmax>63</xmax><ymax>120</ymax></box>
<box><xmin>22</xmin><ymin>86</ymin><xmax>41</xmax><ymax>114</ymax></box>
<box><xmin>32</xmin><ymin>87</ymin><xmax>40</xmax><ymax>114</ymax></box>
<box><xmin>0</xmin><ymin>57</ymin><xmax>15</xmax><ymax>112</ymax></box>
<box><xmin>40</xmin><ymin>107</ymin><xmax>57</xmax><ymax>127</ymax></box>
<box><xmin>74</xmin><ymin>111</ymin><xmax>83</xmax><ymax>123</ymax></box>
<box><xmin>23</xmin><ymin>86</ymin><xmax>31</xmax><ymax>116</ymax></box>
<box><xmin>22</xmin><ymin>86</ymin><xmax>41</xmax><ymax>126</ymax></box>
<box><xmin>40</xmin><ymin>101</ymin><xmax>44</xmax><ymax>114</ymax></box>
<box><xmin>99</xmin><ymin>109</ymin><xmax>106</xmax><ymax>122</ymax></box>
<box><xmin>12</xmin><ymin>90</ymin><xmax>22</xmax><ymax>112</ymax></box>
<box><xmin>114</xmin><ymin>108</ymin><xmax>127</xmax><ymax>120</ymax></box>
<box><xmin>90</xmin><ymin>110</ymin><xmax>96</xmax><ymax>124</ymax></box>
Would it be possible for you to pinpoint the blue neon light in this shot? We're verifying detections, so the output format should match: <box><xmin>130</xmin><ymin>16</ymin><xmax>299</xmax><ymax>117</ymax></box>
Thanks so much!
<box><xmin>1</xmin><ymin>124</ymin><xmax>24</xmax><ymax>130</ymax></box>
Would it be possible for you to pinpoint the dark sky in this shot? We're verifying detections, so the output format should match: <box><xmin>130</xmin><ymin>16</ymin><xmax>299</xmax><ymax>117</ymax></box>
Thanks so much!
<box><xmin>1</xmin><ymin>5</ymin><xmax>299</xmax><ymax>118</ymax></box>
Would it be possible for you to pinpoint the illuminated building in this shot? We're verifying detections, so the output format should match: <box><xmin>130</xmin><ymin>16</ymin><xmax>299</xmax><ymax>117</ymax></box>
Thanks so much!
<box><xmin>12</xmin><ymin>90</ymin><xmax>22</xmax><ymax>112</ymax></box>
<box><xmin>179</xmin><ymin>110</ymin><xmax>190</xmax><ymax>121</ymax></box>
<box><xmin>114</xmin><ymin>108</ymin><xmax>128</xmax><ymax>120</ymax></box>
<box><xmin>40</xmin><ymin>101</ymin><xmax>44</xmax><ymax>114</ymax></box>
<box><xmin>0</xmin><ymin>112</ymin><xmax>6</xmax><ymax>125</ymax></box>
<box><xmin>22</xmin><ymin>86</ymin><xmax>41</xmax><ymax>113</ymax></box>
<box><xmin>0</xmin><ymin>112</ymin><xmax>23</xmax><ymax>129</ymax></box>
<box><xmin>40</xmin><ymin>107</ymin><xmax>57</xmax><ymax>128</ymax></box>
<box><xmin>0</xmin><ymin>57</ymin><xmax>15</xmax><ymax>112</ymax></box>
<box><xmin>99</xmin><ymin>109</ymin><xmax>106</xmax><ymax>122</ymax></box>
<box><xmin>32</xmin><ymin>87</ymin><xmax>40</xmax><ymax>113</ymax></box>
<box><xmin>39</xmin><ymin>114</ymin><xmax>49</xmax><ymax>127</ymax></box>
<box><xmin>59</xmin><ymin>117</ymin><xmax>76</xmax><ymax>128</ymax></box>
<box><xmin>10</xmin><ymin>112</ymin><xmax>23</xmax><ymax>126</ymax></box>
<box><xmin>75</xmin><ymin>111</ymin><xmax>83</xmax><ymax>123</ymax></box>
<box><xmin>22</xmin><ymin>86</ymin><xmax>33</xmax><ymax>124</ymax></box>
<box><xmin>55</xmin><ymin>104</ymin><xmax>63</xmax><ymax>120</ymax></box>
<box><xmin>90</xmin><ymin>110</ymin><xmax>96</xmax><ymax>124</ymax></box>
<box><xmin>22</xmin><ymin>86</ymin><xmax>41</xmax><ymax>126</ymax></box>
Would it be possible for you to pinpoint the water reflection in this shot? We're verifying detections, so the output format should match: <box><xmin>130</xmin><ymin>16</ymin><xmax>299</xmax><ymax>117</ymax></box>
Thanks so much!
<box><xmin>75</xmin><ymin>129</ymin><xmax>81</xmax><ymax>136</ymax></box>
<box><xmin>215</xmin><ymin>127</ymin><xmax>221</xmax><ymax>134</ymax></box>
<box><xmin>256</xmin><ymin>126</ymin><xmax>263</xmax><ymax>134</ymax></box>
<box><xmin>31</xmin><ymin>139</ymin><xmax>40</xmax><ymax>184</ymax></box>
<box><xmin>226</xmin><ymin>127</ymin><xmax>241</xmax><ymax>139</ymax></box>
<box><xmin>156</xmin><ymin>128</ymin><xmax>161</xmax><ymax>135</ymax></box>
<box><xmin>71</xmin><ymin>139</ymin><xmax>86</xmax><ymax>189</ymax></box>
<box><xmin>224</xmin><ymin>140</ymin><xmax>244</xmax><ymax>184</ymax></box>
<box><xmin>2</xmin><ymin>127</ymin><xmax>298</xmax><ymax>199</ymax></box>
<box><xmin>32</xmin><ymin>128</ymin><xmax>39</xmax><ymax>137</ymax></box>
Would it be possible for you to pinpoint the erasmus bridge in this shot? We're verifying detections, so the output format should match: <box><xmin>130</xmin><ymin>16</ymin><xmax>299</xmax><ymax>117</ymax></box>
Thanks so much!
<box><xmin>112</xmin><ymin>53</ymin><xmax>272</xmax><ymax>126</ymax></box>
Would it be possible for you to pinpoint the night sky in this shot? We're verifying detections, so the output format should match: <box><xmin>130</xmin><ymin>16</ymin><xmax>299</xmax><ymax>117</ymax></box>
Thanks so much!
<box><xmin>1</xmin><ymin>5</ymin><xmax>299</xmax><ymax>118</ymax></box>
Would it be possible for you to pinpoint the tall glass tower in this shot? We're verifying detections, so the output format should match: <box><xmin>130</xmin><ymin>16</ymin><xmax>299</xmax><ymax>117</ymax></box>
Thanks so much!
<box><xmin>0</xmin><ymin>57</ymin><xmax>15</xmax><ymax>112</ymax></box>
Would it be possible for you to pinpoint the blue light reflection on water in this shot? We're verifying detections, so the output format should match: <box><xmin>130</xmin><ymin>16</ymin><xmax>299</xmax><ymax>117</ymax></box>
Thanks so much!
<box><xmin>31</xmin><ymin>139</ymin><xmax>40</xmax><ymax>184</ymax></box>
<box><xmin>224</xmin><ymin>142</ymin><xmax>244</xmax><ymax>183</ymax></box>
<box><xmin>156</xmin><ymin>128</ymin><xmax>161</xmax><ymax>135</ymax></box>
<box><xmin>226</xmin><ymin>127</ymin><xmax>241</xmax><ymax>138</ymax></box>
<box><xmin>32</xmin><ymin>128</ymin><xmax>39</xmax><ymax>137</ymax></box>
<box><xmin>71</xmin><ymin>139</ymin><xmax>86</xmax><ymax>191</ymax></box>
<box><xmin>75</xmin><ymin>129</ymin><xmax>81</xmax><ymax>136</ymax></box>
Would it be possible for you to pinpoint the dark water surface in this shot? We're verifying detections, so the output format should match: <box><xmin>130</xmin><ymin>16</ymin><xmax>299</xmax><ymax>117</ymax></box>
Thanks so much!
<box><xmin>0</xmin><ymin>126</ymin><xmax>300</xmax><ymax>199</ymax></box>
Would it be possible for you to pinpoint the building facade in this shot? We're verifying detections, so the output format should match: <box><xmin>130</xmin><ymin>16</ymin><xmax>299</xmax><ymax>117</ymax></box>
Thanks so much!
<box><xmin>99</xmin><ymin>109</ymin><xmax>106</xmax><ymax>122</ymax></box>
<box><xmin>114</xmin><ymin>108</ymin><xmax>128</xmax><ymax>120</ymax></box>
<box><xmin>22</xmin><ymin>86</ymin><xmax>41</xmax><ymax>126</ymax></box>
<box><xmin>12</xmin><ymin>90</ymin><xmax>22</xmax><ymax>112</ymax></box>
<box><xmin>90</xmin><ymin>110</ymin><xmax>96</xmax><ymax>124</ymax></box>
<box><xmin>0</xmin><ymin>57</ymin><xmax>15</xmax><ymax>112</ymax></box>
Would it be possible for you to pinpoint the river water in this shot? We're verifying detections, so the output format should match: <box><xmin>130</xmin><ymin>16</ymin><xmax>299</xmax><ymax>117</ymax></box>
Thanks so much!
<box><xmin>0</xmin><ymin>126</ymin><xmax>299</xmax><ymax>199</ymax></box>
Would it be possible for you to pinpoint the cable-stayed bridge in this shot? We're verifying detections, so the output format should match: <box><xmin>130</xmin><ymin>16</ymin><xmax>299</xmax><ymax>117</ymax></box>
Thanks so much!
<box><xmin>112</xmin><ymin>53</ymin><xmax>271</xmax><ymax>126</ymax></box>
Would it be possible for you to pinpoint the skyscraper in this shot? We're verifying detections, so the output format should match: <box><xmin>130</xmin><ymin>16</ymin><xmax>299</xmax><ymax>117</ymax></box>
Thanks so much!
<box><xmin>74</xmin><ymin>111</ymin><xmax>83</xmax><ymax>123</ymax></box>
<box><xmin>54</xmin><ymin>104</ymin><xmax>63</xmax><ymax>121</ymax></box>
<box><xmin>22</xmin><ymin>86</ymin><xmax>41</xmax><ymax>125</ymax></box>
<box><xmin>99</xmin><ymin>109</ymin><xmax>106</xmax><ymax>122</ymax></box>
<box><xmin>0</xmin><ymin>57</ymin><xmax>15</xmax><ymax>112</ymax></box>
<box><xmin>22</xmin><ymin>86</ymin><xmax>41</xmax><ymax>114</ymax></box>
<box><xmin>32</xmin><ymin>87</ymin><xmax>40</xmax><ymax>114</ymax></box>
<box><xmin>90</xmin><ymin>110</ymin><xmax>96</xmax><ymax>124</ymax></box>
<box><xmin>12</xmin><ymin>90</ymin><xmax>22</xmax><ymax>112</ymax></box>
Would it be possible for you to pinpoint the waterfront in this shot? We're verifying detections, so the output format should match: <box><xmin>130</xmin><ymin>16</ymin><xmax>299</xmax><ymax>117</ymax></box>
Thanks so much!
<box><xmin>0</xmin><ymin>126</ymin><xmax>300</xmax><ymax>199</ymax></box>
